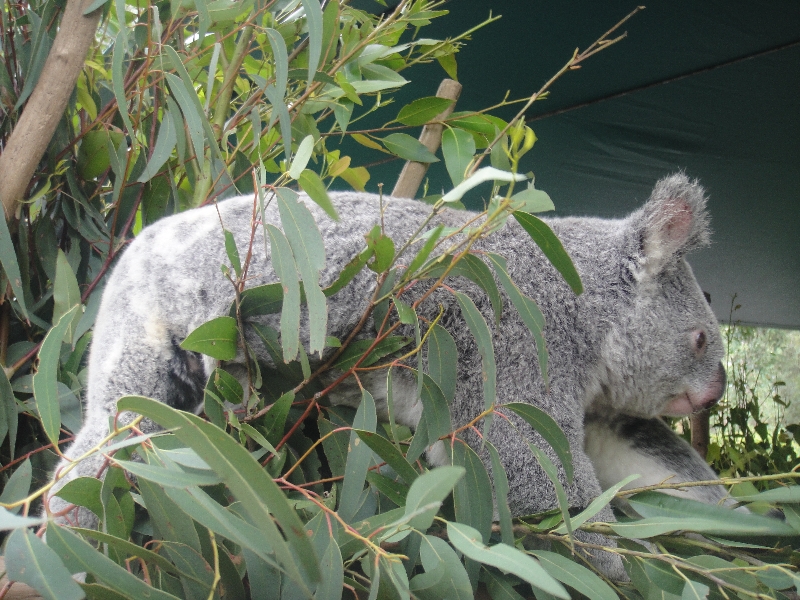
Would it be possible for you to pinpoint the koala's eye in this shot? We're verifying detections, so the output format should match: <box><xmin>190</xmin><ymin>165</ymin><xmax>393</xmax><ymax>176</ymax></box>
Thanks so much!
<box><xmin>693</xmin><ymin>330</ymin><xmax>707</xmax><ymax>354</ymax></box>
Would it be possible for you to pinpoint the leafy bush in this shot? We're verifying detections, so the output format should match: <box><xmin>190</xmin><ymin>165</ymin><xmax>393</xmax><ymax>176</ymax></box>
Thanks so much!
<box><xmin>1</xmin><ymin>1</ymin><xmax>799</xmax><ymax>599</ymax></box>
<box><xmin>704</xmin><ymin>301</ymin><xmax>800</xmax><ymax>482</ymax></box>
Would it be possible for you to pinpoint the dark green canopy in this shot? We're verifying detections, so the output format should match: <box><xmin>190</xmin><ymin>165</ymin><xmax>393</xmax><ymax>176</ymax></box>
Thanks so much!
<box><xmin>356</xmin><ymin>0</ymin><xmax>800</xmax><ymax>329</ymax></box>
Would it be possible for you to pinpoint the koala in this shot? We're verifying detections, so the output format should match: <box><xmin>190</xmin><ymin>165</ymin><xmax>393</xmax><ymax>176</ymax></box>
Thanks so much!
<box><xmin>584</xmin><ymin>412</ymin><xmax>735</xmax><ymax>507</ymax></box>
<box><xmin>48</xmin><ymin>173</ymin><xmax>725</xmax><ymax>580</ymax></box>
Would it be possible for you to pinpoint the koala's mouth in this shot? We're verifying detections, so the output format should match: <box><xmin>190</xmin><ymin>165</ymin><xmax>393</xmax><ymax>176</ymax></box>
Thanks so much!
<box><xmin>662</xmin><ymin>363</ymin><xmax>727</xmax><ymax>417</ymax></box>
<box><xmin>662</xmin><ymin>393</ymin><xmax>696</xmax><ymax>417</ymax></box>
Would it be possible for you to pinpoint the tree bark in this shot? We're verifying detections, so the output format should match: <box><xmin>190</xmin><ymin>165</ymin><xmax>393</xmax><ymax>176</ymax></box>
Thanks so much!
<box><xmin>0</xmin><ymin>0</ymin><xmax>102</xmax><ymax>221</ymax></box>
<box><xmin>690</xmin><ymin>409</ymin><xmax>711</xmax><ymax>460</ymax></box>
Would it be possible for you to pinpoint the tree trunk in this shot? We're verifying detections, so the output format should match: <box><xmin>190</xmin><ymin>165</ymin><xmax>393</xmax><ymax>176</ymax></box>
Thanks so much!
<box><xmin>0</xmin><ymin>0</ymin><xmax>102</xmax><ymax>221</ymax></box>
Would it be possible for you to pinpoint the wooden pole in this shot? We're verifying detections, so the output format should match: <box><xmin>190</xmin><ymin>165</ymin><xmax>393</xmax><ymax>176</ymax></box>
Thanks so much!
<box><xmin>691</xmin><ymin>409</ymin><xmax>711</xmax><ymax>460</ymax></box>
<box><xmin>391</xmin><ymin>78</ymin><xmax>462</xmax><ymax>199</ymax></box>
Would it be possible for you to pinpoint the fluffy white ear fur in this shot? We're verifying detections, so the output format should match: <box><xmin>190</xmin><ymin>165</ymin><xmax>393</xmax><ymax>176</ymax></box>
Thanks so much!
<box><xmin>637</xmin><ymin>173</ymin><xmax>710</xmax><ymax>277</ymax></box>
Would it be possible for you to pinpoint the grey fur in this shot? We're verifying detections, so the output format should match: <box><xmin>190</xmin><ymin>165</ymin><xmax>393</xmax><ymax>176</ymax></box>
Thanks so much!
<box><xmin>584</xmin><ymin>412</ymin><xmax>734</xmax><ymax>506</ymax></box>
<box><xmin>48</xmin><ymin>173</ymin><xmax>725</xmax><ymax>579</ymax></box>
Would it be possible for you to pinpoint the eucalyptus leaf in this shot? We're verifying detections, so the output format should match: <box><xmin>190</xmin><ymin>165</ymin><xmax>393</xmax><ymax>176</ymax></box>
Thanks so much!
<box><xmin>339</xmin><ymin>390</ymin><xmax>377</xmax><ymax>523</ymax></box>
<box><xmin>33</xmin><ymin>305</ymin><xmax>79</xmax><ymax>445</ymax></box>
<box><xmin>180</xmin><ymin>315</ymin><xmax>238</xmax><ymax>360</ymax></box>
<box><xmin>395</xmin><ymin>97</ymin><xmax>455</xmax><ymax>126</ymax></box>
<box><xmin>447</xmin><ymin>521</ymin><xmax>568</xmax><ymax>599</ymax></box>
<box><xmin>5</xmin><ymin>527</ymin><xmax>84</xmax><ymax>600</ymax></box>
<box><xmin>382</xmin><ymin>133</ymin><xmax>439</xmax><ymax>163</ymax></box>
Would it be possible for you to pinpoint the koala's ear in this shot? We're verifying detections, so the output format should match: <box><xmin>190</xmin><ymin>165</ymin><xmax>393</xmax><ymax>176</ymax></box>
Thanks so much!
<box><xmin>634</xmin><ymin>173</ymin><xmax>710</xmax><ymax>276</ymax></box>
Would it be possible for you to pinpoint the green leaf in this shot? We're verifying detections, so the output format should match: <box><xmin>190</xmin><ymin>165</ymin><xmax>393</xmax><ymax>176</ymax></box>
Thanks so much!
<box><xmin>613</xmin><ymin>491</ymin><xmax>796</xmax><ymax>538</ymax></box>
<box><xmin>111</xmin><ymin>31</ymin><xmax>134</xmax><ymax>138</ymax></box>
<box><xmin>447</xmin><ymin>522</ymin><xmax>568</xmax><ymax>599</ymax></box>
<box><xmin>47</xmin><ymin>525</ymin><xmax>181</xmax><ymax>599</ymax></box>
<box><xmin>487</xmin><ymin>252</ymin><xmax>549</xmax><ymax>386</ymax></box>
<box><xmin>449</xmin><ymin>112</ymin><xmax>508</xmax><ymax>138</ymax></box>
<box><xmin>276</xmin><ymin>187</ymin><xmax>327</xmax><ymax>355</ymax></box>
<box><xmin>441</xmin><ymin>127</ymin><xmax>476</xmax><ymax>186</ymax></box>
<box><xmin>33</xmin><ymin>305</ymin><xmax>79</xmax><ymax>445</ymax></box>
<box><xmin>405</xmin><ymin>225</ymin><xmax>444</xmax><ymax>279</ymax></box>
<box><xmin>163</xmin><ymin>488</ymin><xmax>281</xmax><ymax>569</ymax></box>
<box><xmin>77</xmin><ymin>130</ymin><xmax>124</xmax><ymax>180</ymax></box>
<box><xmin>180</xmin><ymin>315</ymin><xmax>238</xmax><ymax>361</ymax></box>
<box><xmin>298</xmin><ymin>169</ymin><xmax>339</xmax><ymax>220</ymax></box>
<box><xmin>504</xmin><ymin>402</ymin><xmax>572</xmax><ymax>483</ymax></box>
<box><xmin>289</xmin><ymin>134</ymin><xmax>314</xmax><ymax>179</ymax></box>
<box><xmin>355</xmin><ymin>429</ymin><xmax>418</xmax><ymax>485</ymax></box>
<box><xmin>114</xmin><ymin>458</ymin><xmax>222</xmax><ymax>487</ymax></box>
<box><xmin>265</xmin><ymin>84</ymin><xmax>293</xmax><ymax>162</ymax></box>
<box><xmin>428</xmin><ymin>253</ymin><xmax>503</xmax><ymax>324</ymax></box>
<box><xmin>331</xmin><ymin>336</ymin><xmax>412</xmax><ymax>372</ymax></box>
<box><xmin>393</xmin><ymin>297</ymin><xmax>416</xmax><ymax>325</ymax></box>
<box><xmin>71</xmin><ymin>527</ymin><xmax>182</xmax><ymax>576</ymax></box>
<box><xmin>265</xmin><ymin>28</ymin><xmax>288</xmax><ymax>99</ymax></box>
<box><xmin>236</xmin><ymin>282</ymin><xmax>284</xmax><ymax>318</ymax></box>
<box><xmin>0</xmin><ymin>506</ymin><xmax>45</xmax><ymax>530</ymax></box>
<box><xmin>410</xmin><ymin>535</ymin><xmax>471</xmax><ymax>600</ymax></box>
<box><xmin>223</xmin><ymin>229</ymin><xmax>242</xmax><ymax>278</ymax></box>
<box><xmin>403</xmin><ymin>466</ymin><xmax>464</xmax><ymax>532</ymax></box>
<box><xmin>382</xmin><ymin>133</ymin><xmax>439</xmax><ymax>163</ymax></box>
<box><xmin>204</xmin><ymin>367</ymin><xmax>243</xmax><ymax>426</ymax></box>
<box><xmin>261</xmin><ymin>390</ymin><xmax>294</xmax><ymax>447</ymax></box>
<box><xmin>339</xmin><ymin>390</ymin><xmax>377</xmax><ymax>523</ymax></box>
<box><xmin>0</xmin><ymin>458</ymin><xmax>32</xmax><ymax>510</ymax></box>
<box><xmin>301</xmin><ymin>0</ymin><xmax>323</xmax><ymax>87</ymax></box>
<box><xmin>395</xmin><ymin>97</ymin><xmax>455</xmax><ymax>126</ymax></box>
<box><xmin>323</xmin><ymin>247</ymin><xmax>372</xmax><ymax>297</ymax></box>
<box><xmin>511</xmin><ymin>185</ymin><xmax>555</xmax><ymax>213</ymax></box>
<box><xmin>165</xmin><ymin>71</ymin><xmax>205</xmax><ymax>165</ymax></box>
<box><xmin>553</xmin><ymin>474</ymin><xmax>639</xmax><ymax>535</ymax></box>
<box><xmin>53</xmin><ymin>477</ymin><xmax>103</xmax><ymax>519</ymax></box>
<box><xmin>315</xmin><ymin>534</ymin><xmax>345</xmax><ymax>600</ymax></box>
<box><xmin>530</xmin><ymin>550</ymin><xmax>618</xmax><ymax>600</ymax></box>
<box><xmin>366</xmin><ymin>471</ymin><xmax>408</xmax><ymax>507</ymax></box>
<box><xmin>410</xmin><ymin>373</ymin><xmax>452</xmax><ymax>460</ymax></box>
<box><xmin>681</xmin><ymin>579</ymin><xmax>710</xmax><ymax>600</ymax></box>
<box><xmin>437</xmin><ymin>52</ymin><xmax>458</xmax><ymax>80</ymax></box>
<box><xmin>452</xmin><ymin>442</ymin><xmax>493</xmax><ymax>544</ymax></box>
<box><xmin>138</xmin><ymin>477</ymin><xmax>201</xmax><ymax>551</ymax></box>
<box><xmin>267</xmin><ymin>224</ymin><xmax>301</xmax><ymax>362</ymax></box>
<box><xmin>137</xmin><ymin>110</ymin><xmax>178</xmax><ymax>183</ymax></box>
<box><xmin>427</xmin><ymin>324</ymin><xmax>457</xmax><ymax>402</ymax></box>
<box><xmin>481</xmin><ymin>569</ymin><xmax>526</xmax><ymax>600</ymax></box>
<box><xmin>365</xmin><ymin>225</ymin><xmax>395</xmax><ymax>274</ymax></box>
<box><xmin>318</xmin><ymin>417</ymin><xmax>348</xmax><ymax>478</ymax></box>
<box><xmin>485</xmin><ymin>441</ymin><xmax>514</xmax><ymax>546</ymax></box>
<box><xmin>0</xmin><ymin>203</ymin><xmax>28</xmax><ymax>318</ymax></box>
<box><xmin>117</xmin><ymin>395</ymin><xmax>320</xmax><ymax>587</ymax></box>
<box><xmin>454</xmin><ymin>291</ymin><xmax>495</xmax><ymax>435</ymax></box>
<box><xmin>734</xmin><ymin>486</ymin><xmax>800</xmax><ymax>503</ymax></box>
<box><xmin>0</xmin><ymin>368</ymin><xmax>18</xmax><ymax>458</ymax></box>
<box><xmin>512</xmin><ymin>211</ymin><xmax>582</xmax><ymax>295</ymax></box>
<box><xmin>5</xmin><ymin>527</ymin><xmax>84</xmax><ymax>600</ymax></box>
<box><xmin>527</xmin><ymin>443</ymin><xmax>572</xmax><ymax>538</ymax></box>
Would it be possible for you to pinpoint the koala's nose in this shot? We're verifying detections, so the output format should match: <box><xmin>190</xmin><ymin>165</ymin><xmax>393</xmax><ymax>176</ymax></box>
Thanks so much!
<box><xmin>692</xmin><ymin>329</ymin><xmax>707</xmax><ymax>356</ymax></box>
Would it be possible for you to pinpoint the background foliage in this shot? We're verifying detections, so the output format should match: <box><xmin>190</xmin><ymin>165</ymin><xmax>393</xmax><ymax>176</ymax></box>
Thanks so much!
<box><xmin>1</xmin><ymin>1</ymin><xmax>799</xmax><ymax>599</ymax></box>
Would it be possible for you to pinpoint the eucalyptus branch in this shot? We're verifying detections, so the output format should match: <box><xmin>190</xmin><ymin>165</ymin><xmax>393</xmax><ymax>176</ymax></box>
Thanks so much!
<box><xmin>469</xmin><ymin>5</ymin><xmax>645</xmax><ymax>176</ymax></box>
<box><xmin>618</xmin><ymin>470</ymin><xmax>800</xmax><ymax>497</ymax></box>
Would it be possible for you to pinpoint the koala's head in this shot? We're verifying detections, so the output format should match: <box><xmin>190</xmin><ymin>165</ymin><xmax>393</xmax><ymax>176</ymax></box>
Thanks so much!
<box><xmin>592</xmin><ymin>173</ymin><xmax>726</xmax><ymax>418</ymax></box>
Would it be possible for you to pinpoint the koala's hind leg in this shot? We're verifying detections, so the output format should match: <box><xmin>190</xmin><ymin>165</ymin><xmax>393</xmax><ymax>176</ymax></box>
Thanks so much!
<box><xmin>47</xmin><ymin>315</ymin><xmax>208</xmax><ymax>527</ymax></box>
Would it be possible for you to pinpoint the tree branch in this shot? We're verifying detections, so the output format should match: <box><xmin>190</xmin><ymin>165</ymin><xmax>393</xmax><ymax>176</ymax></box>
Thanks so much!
<box><xmin>0</xmin><ymin>0</ymin><xmax>102</xmax><ymax>221</ymax></box>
